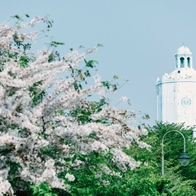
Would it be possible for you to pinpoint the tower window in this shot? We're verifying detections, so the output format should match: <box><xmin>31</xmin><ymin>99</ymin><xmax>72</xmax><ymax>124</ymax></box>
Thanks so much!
<box><xmin>180</xmin><ymin>57</ymin><xmax>184</xmax><ymax>68</ymax></box>
<box><xmin>187</xmin><ymin>57</ymin><xmax>190</xmax><ymax>67</ymax></box>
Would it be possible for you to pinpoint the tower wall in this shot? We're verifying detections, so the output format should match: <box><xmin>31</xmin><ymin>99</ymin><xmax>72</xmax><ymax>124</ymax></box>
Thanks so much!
<box><xmin>157</xmin><ymin>79</ymin><xmax>196</xmax><ymax>126</ymax></box>
<box><xmin>156</xmin><ymin>46</ymin><xmax>196</xmax><ymax>128</ymax></box>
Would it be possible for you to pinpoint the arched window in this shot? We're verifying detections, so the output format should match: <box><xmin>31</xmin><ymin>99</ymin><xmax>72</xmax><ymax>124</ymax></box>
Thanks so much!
<box><xmin>187</xmin><ymin>57</ymin><xmax>190</xmax><ymax>67</ymax></box>
<box><xmin>180</xmin><ymin>57</ymin><xmax>184</xmax><ymax>68</ymax></box>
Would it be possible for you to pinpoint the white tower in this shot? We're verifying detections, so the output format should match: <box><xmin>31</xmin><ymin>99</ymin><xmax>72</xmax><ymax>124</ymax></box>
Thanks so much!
<box><xmin>156</xmin><ymin>46</ymin><xmax>196</xmax><ymax>133</ymax></box>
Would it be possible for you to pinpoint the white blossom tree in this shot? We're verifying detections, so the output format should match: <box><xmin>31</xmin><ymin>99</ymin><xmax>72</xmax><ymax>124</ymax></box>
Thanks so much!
<box><xmin>0</xmin><ymin>15</ymin><xmax>149</xmax><ymax>195</ymax></box>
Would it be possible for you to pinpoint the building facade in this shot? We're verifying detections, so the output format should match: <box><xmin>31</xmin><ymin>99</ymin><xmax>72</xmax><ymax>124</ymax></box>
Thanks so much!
<box><xmin>156</xmin><ymin>46</ymin><xmax>196</xmax><ymax>134</ymax></box>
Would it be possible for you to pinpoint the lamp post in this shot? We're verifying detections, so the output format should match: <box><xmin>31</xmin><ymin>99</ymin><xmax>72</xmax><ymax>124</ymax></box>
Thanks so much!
<box><xmin>161</xmin><ymin>130</ymin><xmax>190</xmax><ymax>193</ymax></box>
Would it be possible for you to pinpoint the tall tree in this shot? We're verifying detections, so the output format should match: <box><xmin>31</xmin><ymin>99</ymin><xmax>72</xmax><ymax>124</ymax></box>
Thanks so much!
<box><xmin>0</xmin><ymin>15</ymin><xmax>149</xmax><ymax>195</ymax></box>
<box><xmin>125</xmin><ymin>122</ymin><xmax>196</xmax><ymax>195</ymax></box>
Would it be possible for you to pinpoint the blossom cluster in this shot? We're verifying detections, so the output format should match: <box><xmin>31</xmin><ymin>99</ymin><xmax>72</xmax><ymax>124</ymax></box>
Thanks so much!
<box><xmin>0</xmin><ymin>177</ymin><xmax>13</xmax><ymax>196</ymax></box>
<box><xmin>0</xmin><ymin>16</ymin><xmax>149</xmax><ymax>194</ymax></box>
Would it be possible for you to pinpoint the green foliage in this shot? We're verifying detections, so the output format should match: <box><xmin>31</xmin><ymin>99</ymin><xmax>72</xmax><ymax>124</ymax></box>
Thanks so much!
<box><xmin>84</xmin><ymin>59</ymin><xmax>98</xmax><ymax>68</ymax></box>
<box><xmin>120</xmin><ymin>122</ymin><xmax>196</xmax><ymax>195</ymax></box>
<box><xmin>113</xmin><ymin>75</ymin><xmax>118</xmax><ymax>80</ymax></box>
<box><xmin>19</xmin><ymin>55</ymin><xmax>31</xmax><ymax>68</ymax></box>
<box><xmin>50</xmin><ymin>41</ymin><xmax>65</xmax><ymax>48</ymax></box>
<box><xmin>31</xmin><ymin>183</ymin><xmax>58</xmax><ymax>196</ymax></box>
<box><xmin>40</xmin><ymin>146</ymin><xmax>62</xmax><ymax>159</ymax></box>
<box><xmin>101</xmin><ymin>81</ymin><xmax>110</xmax><ymax>89</ymax></box>
<box><xmin>13</xmin><ymin>32</ymin><xmax>31</xmax><ymax>53</ymax></box>
<box><xmin>101</xmin><ymin>81</ymin><xmax>117</xmax><ymax>91</ymax></box>
<box><xmin>29</xmin><ymin>81</ymin><xmax>46</xmax><ymax>105</ymax></box>
<box><xmin>59</xmin><ymin>151</ymin><xmax>127</xmax><ymax>196</ymax></box>
<box><xmin>65</xmin><ymin>58</ymin><xmax>99</xmax><ymax>92</ymax></box>
<box><xmin>7</xmin><ymin>161</ymin><xmax>21</xmax><ymax>176</ymax></box>
<box><xmin>69</xmin><ymin>98</ymin><xmax>107</xmax><ymax>124</ymax></box>
<box><xmin>12</xmin><ymin>14</ymin><xmax>24</xmax><ymax>21</ymax></box>
<box><xmin>15</xmin><ymin>181</ymin><xmax>70</xmax><ymax>196</ymax></box>
<box><xmin>35</xmin><ymin>122</ymin><xmax>196</xmax><ymax>196</ymax></box>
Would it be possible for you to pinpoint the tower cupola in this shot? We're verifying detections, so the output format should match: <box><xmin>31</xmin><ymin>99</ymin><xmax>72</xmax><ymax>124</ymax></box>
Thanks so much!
<box><xmin>175</xmin><ymin>46</ymin><xmax>193</xmax><ymax>69</ymax></box>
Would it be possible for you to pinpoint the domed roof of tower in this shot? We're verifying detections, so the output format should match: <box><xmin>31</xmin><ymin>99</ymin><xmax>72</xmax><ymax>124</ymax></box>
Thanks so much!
<box><xmin>177</xmin><ymin>46</ymin><xmax>192</xmax><ymax>55</ymax></box>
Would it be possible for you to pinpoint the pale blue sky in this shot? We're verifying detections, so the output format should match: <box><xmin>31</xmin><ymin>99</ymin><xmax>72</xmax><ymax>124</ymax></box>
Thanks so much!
<box><xmin>1</xmin><ymin>0</ymin><xmax>196</xmax><ymax>125</ymax></box>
